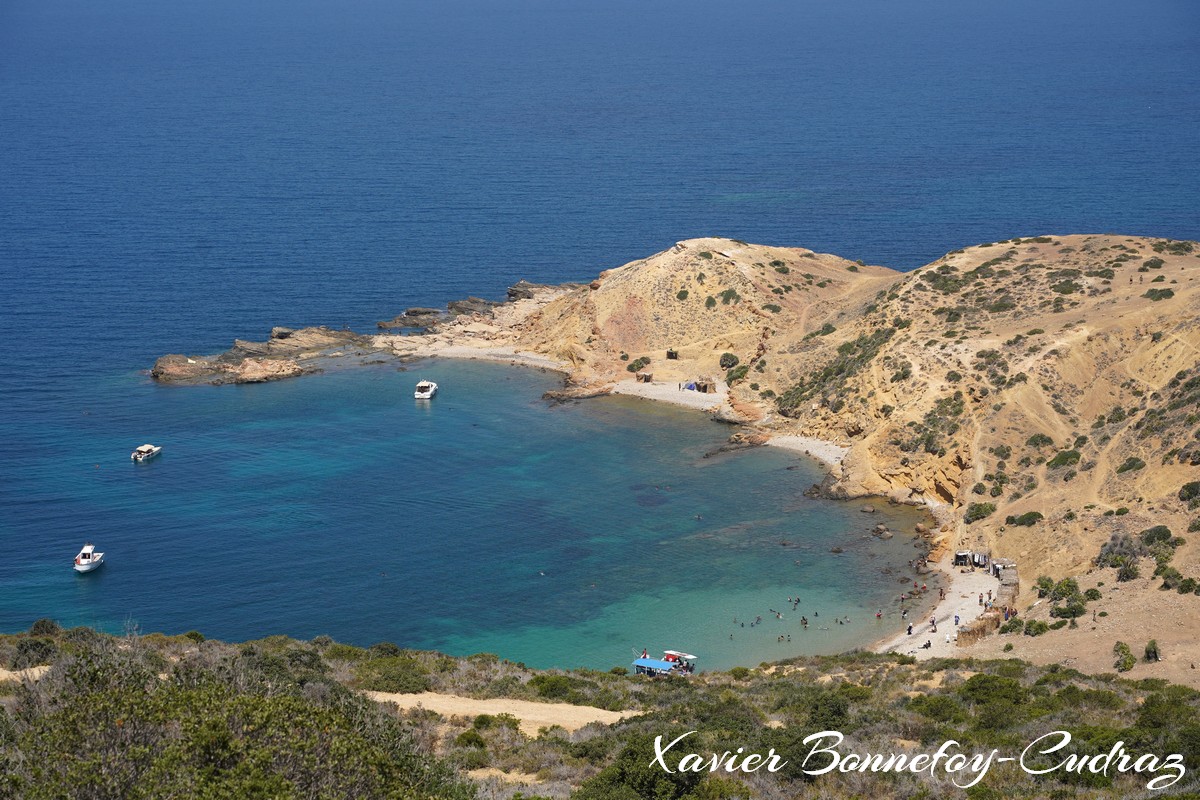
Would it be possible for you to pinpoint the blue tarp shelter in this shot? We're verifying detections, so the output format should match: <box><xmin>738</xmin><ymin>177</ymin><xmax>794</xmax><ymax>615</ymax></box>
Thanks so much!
<box><xmin>632</xmin><ymin>657</ymin><xmax>677</xmax><ymax>676</ymax></box>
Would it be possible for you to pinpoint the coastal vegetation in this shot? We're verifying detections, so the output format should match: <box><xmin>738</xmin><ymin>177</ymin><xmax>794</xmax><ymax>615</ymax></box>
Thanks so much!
<box><xmin>3</xmin><ymin>626</ymin><xmax>1200</xmax><ymax>799</ymax></box>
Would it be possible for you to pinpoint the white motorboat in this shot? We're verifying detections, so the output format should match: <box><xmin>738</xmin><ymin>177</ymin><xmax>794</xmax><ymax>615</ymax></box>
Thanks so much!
<box><xmin>414</xmin><ymin>380</ymin><xmax>438</xmax><ymax>399</ymax></box>
<box><xmin>73</xmin><ymin>543</ymin><xmax>104</xmax><ymax>573</ymax></box>
<box><xmin>131</xmin><ymin>444</ymin><xmax>161</xmax><ymax>461</ymax></box>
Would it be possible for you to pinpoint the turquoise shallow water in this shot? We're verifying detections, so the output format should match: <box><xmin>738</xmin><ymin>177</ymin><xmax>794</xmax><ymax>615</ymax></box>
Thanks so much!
<box><xmin>0</xmin><ymin>358</ymin><xmax>933</xmax><ymax>671</ymax></box>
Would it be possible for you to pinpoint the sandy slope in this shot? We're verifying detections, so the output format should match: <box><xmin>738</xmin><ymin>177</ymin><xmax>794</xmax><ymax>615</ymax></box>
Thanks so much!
<box><xmin>364</xmin><ymin>691</ymin><xmax>629</xmax><ymax>736</ymax></box>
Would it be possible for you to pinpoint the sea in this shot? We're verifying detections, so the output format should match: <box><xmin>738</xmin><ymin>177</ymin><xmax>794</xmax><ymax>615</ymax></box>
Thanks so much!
<box><xmin>1</xmin><ymin>0</ymin><xmax>1197</xmax><ymax>671</ymax></box>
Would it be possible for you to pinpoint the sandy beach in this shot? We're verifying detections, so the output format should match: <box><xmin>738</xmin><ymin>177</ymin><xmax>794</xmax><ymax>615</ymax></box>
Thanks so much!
<box><xmin>764</xmin><ymin>434</ymin><xmax>850</xmax><ymax>467</ymax></box>
<box><xmin>406</xmin><ymin>343</ymin><xmax>570</xmax><ymax>373</ymax></box>
<box><xmin>608</xmin><ymin>377</ymin><xmax>730</xmax><ymax>412</ymax></box>
<box><xmin>871</xmin><ymin>563</ymin><xmax>1001</xmax><ymax>660</ymax></box>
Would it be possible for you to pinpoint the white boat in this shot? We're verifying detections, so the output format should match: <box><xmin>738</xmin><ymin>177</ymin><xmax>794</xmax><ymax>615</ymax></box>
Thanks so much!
<box><xmin>131</xmin><ymin>444</ymin><xmax>161</xmax><ymax>461</ymax></box>
<box><xmin>73</xmin><ymin>543</ymin><xmax>104</xmax><ymax>573</ymax></box>
<box><xmin>414</xmin><ymin>380</ymin><xmax>438</xmax><ymax>399</ymax></box>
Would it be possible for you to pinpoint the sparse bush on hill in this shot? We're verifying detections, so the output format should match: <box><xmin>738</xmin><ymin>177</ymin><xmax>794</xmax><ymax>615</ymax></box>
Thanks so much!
<box><xmin>1116</xmin><ymin>456</ymin><xmax>1146</xmax><ymax>473</ymax></box>
<box><xmin>1113</xmin><ymin>641</ymin><xmax>1136</xmax><ymax>672</ymax></box>
<box><xmin>965</xmin><ymin>502</ymin><xmax>996</xmax><ymax>524</ymax></box>
<box><xmin>1047</xmin><ymin>449</ymin><xmax>1081</xmax><ymax>469</ymax></box>
<box><xmin>1026</xmin><ymin>433</ymin><xmax>1054</xmax><ymax>448</ymax></box>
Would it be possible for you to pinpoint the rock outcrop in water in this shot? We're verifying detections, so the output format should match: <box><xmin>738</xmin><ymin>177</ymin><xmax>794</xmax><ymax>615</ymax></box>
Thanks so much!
<box><xmin>152</xmin><ymin>326</ymin><xmax>374</xmax><ymax>384</ymax></box>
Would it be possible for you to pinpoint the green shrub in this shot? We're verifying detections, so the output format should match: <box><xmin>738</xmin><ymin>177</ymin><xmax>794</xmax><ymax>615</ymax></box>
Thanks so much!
<box><xmin>1117</xmin><ymin>560</ymin><xmax>1141</xmax><ymax>582</ymax></box>
<box><xmin>1026</xmin><ymin>433</ymin><xmax>1054</xmax><ymax>448</ymax></box>
<box><xmin>1180</xmin><ymin>481</ymin><xmax>1200</xmax><ymax>502</ymax></box>
<box><xmin>726</xmin><ymin>365</ymin><xmax>750</xmax><ymax>384</ymax></box>
<box><xmin>1005</xmin><ymin>511</ymin><xmax>1043</xmax><ymax>527</ymax></box>
<box><xmin>12</xmin><ymin>638</ymin><xmax>57</xmax><ymax>669</ymax></box>
<box><xmin>676</xmin><ymin>289</ymin><xmax>689</xmax><ymax>300</ymax></box>
<box><xmin>455</xmin><ymin>729</ymin><xmax>486</xmax><ymax>749</ymax></box>
<box><xmin>1116</xmin><ymin>456</ymin><xmax>1146</xmax><ymax>473</ymax></box>
<box><xmin>1047</xmin><ymin>449</ymin><xmax>1081</xmax><ymax>469</ymax></box>
<box><xmin>356</xmin><ymin>656</ymin><xmax>431</xmax><ymax>694</ymax></box>
<box><xmin>719</xmin><ymin>353</ymin><xmax>740</xmax><ymax>369</ymax></box>
<box><xmin>1084</xmin><ymin>588</ymin><xmax>1102</xmax><ymax>601</ymax></box>
<box><xmin>1113</xmin><ymin>642</ymin><xmax>1136</xmax><ymax>672</ymax></box>
<box><xmin>964</xmin><ymin>503</ymin><xmax>996</xmax><ymax>524</ymax></box>
<box><xmin>698</xmin><ymin>251</ymin><xmax>713</xmax><ymax>260</ymax></box>
<box><xmin>1024</xmin><ymin>620</ymin><xmax>1050</xmax><ymax>636</ymax></box>
<box><xmin>1141</xmin><ymin>525</ymin><xmax>1173</xmax><ymax>545</ymax></box>
<box><xmin>705</xmin><ymin>296</ymin><xmax>716</xmax><ymax>309</ymax></box>
<box><xmin>28</xmin><ymin>619</ymin><xmax>62</xmax><ymax>637</ymax></box>
<box><xmin>1050</xmin><ymin>594</ymin><xmax>1087</xmax><ymax>619</ymax></box>
<box><xmin>1144</xmin><ymin>288</ymin><xmax>1175</xmax><ymax>301</ymax></box>
<box><xmin>626</xmin><ymin>356</ymin><xmax>650</xmax><ymax>373</ymax></box>
<box><xmin>529</xmin><ymin>674</ymin><xmax>574</xmax><ymax>699</ymax></box>
<box><xmin>1145</xmin><ymin>640</ymin><xmax>1160</xmax><ymax>662</ymax></box>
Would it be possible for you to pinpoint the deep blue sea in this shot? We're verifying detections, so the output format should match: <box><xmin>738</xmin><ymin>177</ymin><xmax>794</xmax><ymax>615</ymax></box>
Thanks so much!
<box><xmin>1</xmin><ymin>0</ymin><xmax>1197</xmax><ymax>670</ymax></box>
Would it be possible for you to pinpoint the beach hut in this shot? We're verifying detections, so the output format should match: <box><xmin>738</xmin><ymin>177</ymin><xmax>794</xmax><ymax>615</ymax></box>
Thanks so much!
<box><xmin>636</xmin><ymin>372</ymin><xmax>653</xmax><ymax>383</ymax></box>
<box><xmin>954</xmin><ymin>550</ymin><xmax>973</xmax><ymax>567</ymax></box>
<box><xmin>666</xmin><ymin>348</ymin><xmax>678</xmax><ymax>360</ymax></box>
<box><xmin>694</xmin><ymin>377</ymin><xmax>716</xmax><ymax>394</ymax></box>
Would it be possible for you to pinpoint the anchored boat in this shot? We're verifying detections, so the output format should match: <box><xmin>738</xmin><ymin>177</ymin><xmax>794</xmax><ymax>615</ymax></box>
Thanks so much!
<box><xmin>131</xmin><ymin>443</ymin><xmax>161</xmax><ymax>461</ymax></box>
<box><xmin>73</xmin><ymin>543</ymin><xmax>104</xmax><ymax>573</ymax></box>
<box><xmin>414</xmin><ymin>380</ymin><xmax>438</xmax><ymax>399</ymax></box>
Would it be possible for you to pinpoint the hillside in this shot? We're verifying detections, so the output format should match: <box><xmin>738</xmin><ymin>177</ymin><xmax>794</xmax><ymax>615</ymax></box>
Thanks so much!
<box><xmin>483</xmin><ymin>236</ymin><xmax>1199</xmax><ymax>571</ymax></box>
<box><xmin>374</xmin><ymin>234</ymin><xmax>1200</xmax><ymax>671</ymax></box>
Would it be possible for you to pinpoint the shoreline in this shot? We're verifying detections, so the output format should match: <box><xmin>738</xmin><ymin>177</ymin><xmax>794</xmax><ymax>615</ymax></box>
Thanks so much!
<box><xmin>869</xmin><ymin>558</ymin><xmax>1002</xmax><ymax>660</ymax></box>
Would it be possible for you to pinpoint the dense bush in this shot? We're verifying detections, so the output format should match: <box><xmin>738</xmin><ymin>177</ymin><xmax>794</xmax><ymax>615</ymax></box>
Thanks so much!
<box><xmin>719</xmin><ymin>353</ymin><xmax>740</xmax><ymax>369</ymax></box>
<box><xmin>1047</xmin><ymin>450</ymin><xmax>1081</xmax><ymax>469</ymax></box>
<box><xmin>964</xmin><ymin>503</ymin><xmax>996</xmax><ymax>524</ymax></box>
<box><xmin>1116</xmin><ymin>456</ymin><xmax>1146</xmax><ymax>474</ymax></box>
<box><xmin>1113</xmin><ymin>642</ymin><xmax>1136</xmax><ymax>672</ymax></box>
<box><xmin>0</xmin><ymin>638</ymin><xmax>473</xmax><ymax>800</ymax></box>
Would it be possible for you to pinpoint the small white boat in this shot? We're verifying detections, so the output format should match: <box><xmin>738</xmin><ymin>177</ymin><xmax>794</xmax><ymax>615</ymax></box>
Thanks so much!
<box><xmin>131</xmin><ymin>444</ymin><xmax>161</xmax><ymax>461</ymax></box>
<box><xmin>414</xmin><ymin>380</ymin><xmax>438</xmax><ymax>399</ymax></box>
<box><xmin>73</xmin><ymin>543</ymin><xmax>104</xmax><ymax>573</ymax></box>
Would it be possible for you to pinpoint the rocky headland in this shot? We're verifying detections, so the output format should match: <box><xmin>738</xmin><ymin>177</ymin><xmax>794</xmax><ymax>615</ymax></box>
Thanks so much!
<box><xmin>153</xmin><ymin>234</ymin><xmax>1200</xmax><ymax>681</ymax></box>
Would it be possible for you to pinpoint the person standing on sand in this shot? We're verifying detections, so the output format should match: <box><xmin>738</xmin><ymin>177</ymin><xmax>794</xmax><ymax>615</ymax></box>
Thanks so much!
<box><xmin>907</xmin><ymin>623</ymin><xmax>913</xmax><ymax>635</ymax></box>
